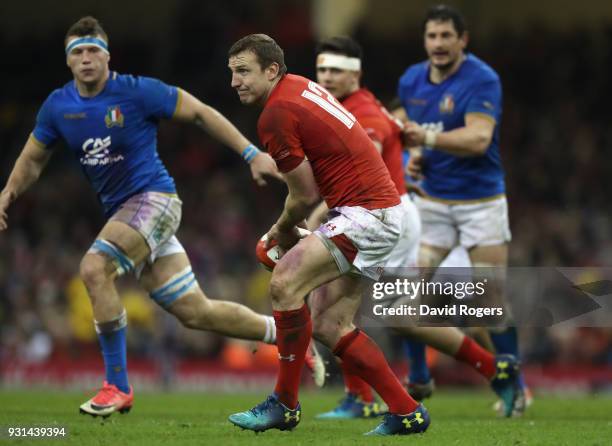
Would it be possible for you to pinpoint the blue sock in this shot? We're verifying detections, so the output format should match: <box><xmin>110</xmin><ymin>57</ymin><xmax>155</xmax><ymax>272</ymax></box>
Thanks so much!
<box><xmin>403</xmin><ymin>339</ymin><xmax>431</xmax><ymax>384</ymax></box>
<box><xmin>97</xmin><ymin>325</ymin><xmax>130</xmax><ymax>393</ymax></box>
<box><xmin>490</xmin><ymin>327</ymin><xmax>527</xmax><ymax>389</ymax></box>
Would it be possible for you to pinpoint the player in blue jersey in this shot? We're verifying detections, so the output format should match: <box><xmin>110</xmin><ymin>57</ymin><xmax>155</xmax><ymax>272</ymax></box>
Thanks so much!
<box><xmin>395</xmin><ymin>5</ymin><xmax>530</xmax><ymax>414</ymax></box>
<box><xmin>0</xmin><ymin>16</ymin><xmax>282</xmax><ymax>418</ymax></box>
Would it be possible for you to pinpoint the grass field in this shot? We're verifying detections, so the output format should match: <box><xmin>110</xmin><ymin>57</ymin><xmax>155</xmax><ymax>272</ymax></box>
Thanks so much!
<box><xmin>1</xmin><ymin>389</ymin><xmax>611</xmax><ymax>445</ymax></box>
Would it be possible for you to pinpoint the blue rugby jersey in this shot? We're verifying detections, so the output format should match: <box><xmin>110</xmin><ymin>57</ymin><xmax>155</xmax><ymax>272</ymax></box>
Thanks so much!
<box><xmin>33</xmin><ymin>72</ymin><xmax>178</xmax><ymax>217</ymax></box>
<box><xmin>398</xmin><ymin>54</ymin><xmax>505</xmax><ymax>201</ymax></box>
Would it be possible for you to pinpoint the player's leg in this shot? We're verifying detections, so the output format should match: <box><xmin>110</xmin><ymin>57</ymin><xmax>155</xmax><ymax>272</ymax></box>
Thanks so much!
<box><xmin>469</xmin><ymin>243</ymin><xmax>530</xmax><ymax>414</ymax></box>
<box><xmin>400</xmin><ymin>242</ymin><xmax>450</xmax><ymax>398</ymax></box>
<box><xmin>398</xmin><ymin>195</ymin><xmax>455</xmax><ymax>398</ymax></box>
<box><xmin>228</xmin><ymin>234</ymin><xmax>344</xmax><ymax>432</ymax></box>
<box><xmin>78</xmin><ymin>220</ymin><xmax>151</xmax><ymax>417</ymax></box>
<box><xmin>459</xmin><ymin>196</ymin><xmax>528</xmax><ymax>415</ymax></box>
<box><xmin>315</xmin><ymin>194</ymin><xmax>420</xmax><ymax>417</ymax></box>
<box><xmin>398</xmin><ymin>324</ymin><xmax>521</xmax><ymax>416</ymax></box>
<box><xmin>310</xmin><ymin>276</ymin><xmax>429</xmax><ymax>436</ymax></box>
<box><xmin>137</xmin><ymin>243</ymin><xmax>275</xmax><ymax>343</ymax></box>
<box><xmin>79</xmin><ymin>191</ymin><xmax>180</xmax><ymax>417</ymax></box>
<box><xmin>311</xmin><ymin>277</ymin><xmax>379</xmax><ymax>420</ymax></box>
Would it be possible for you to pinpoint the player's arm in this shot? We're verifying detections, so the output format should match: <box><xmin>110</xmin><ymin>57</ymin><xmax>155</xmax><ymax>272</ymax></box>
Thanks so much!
<box><xmin>391</xmin><ymin>105</ymin><xmax>409</xmax><ymax>125</ymax></box>
<box><xmin>172</xmin><ymin>88</ymin><xmax>282</xmax><ymax>185</ymax></box>
<box><xmin>306</xmin><ymin>201</ymin><xmax>328</xmax><ymax>231</ymax></box>
<box><xmin>404</xmin><ymin>113</ymin><xmax>495</xmax><ymax>157</ymax></box>
<box><xmin>268</xmin><ymin>160</ymin><xmax>321</xmax><ymax>249</ymax></box>
<box><xmin>0</xmin><ymin>136</ymin><xmax>53</xmax><ymax>230</ymax></box>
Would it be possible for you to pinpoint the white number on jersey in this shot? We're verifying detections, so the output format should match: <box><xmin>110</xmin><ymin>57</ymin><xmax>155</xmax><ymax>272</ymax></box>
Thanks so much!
<box><xmin>301</xmin><ymin>82</ymin><xmax>356</xmax><ymax>129</ymax></box>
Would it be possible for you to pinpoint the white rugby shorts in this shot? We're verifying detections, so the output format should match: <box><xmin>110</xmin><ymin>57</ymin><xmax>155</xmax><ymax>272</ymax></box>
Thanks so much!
<box><xmin>314</xmin><ymin>202</ymin><xmax>405</xmax><ymax>280</ymax></box>
<box><xmin>414</xmin><ymin>195</ymin><xmax>511</xmax><ymax>250</ymax></box>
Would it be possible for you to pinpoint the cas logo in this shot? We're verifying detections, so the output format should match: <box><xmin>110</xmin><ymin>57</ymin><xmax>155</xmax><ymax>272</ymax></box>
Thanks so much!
<box><xmin>80</xmin><ymin>136</ymin><xmax>124</xmax><ymax>166</ymax></box>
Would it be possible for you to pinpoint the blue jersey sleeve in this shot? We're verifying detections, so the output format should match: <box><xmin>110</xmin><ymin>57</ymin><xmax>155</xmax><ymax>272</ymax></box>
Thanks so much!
<box><xmin>397</xmin><ymin>68</ymin><xmax>413</xmax><ymax>104</ymax></box>
<box><xmin>138</xmin><ymin>77</ymin><xmax>179</xmax><ymax>120</ymax></box>
<box><xmin>465</xmin><ymin>80</ymin><xmax>502</xmax><ymax>122</ymax></box>
<box><xmin>32</xmin><ymin>94</ymin><xmax>60</xmax><ymax>148</ymax></box>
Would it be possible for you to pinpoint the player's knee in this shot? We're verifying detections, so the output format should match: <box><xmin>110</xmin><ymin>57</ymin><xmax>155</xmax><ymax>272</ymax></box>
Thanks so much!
<box><xmin>269</xmin><ymin>271</ymin><xmax>300</xmax><ymax>307</ymax></box>
<box><xmin>79</xmin><ymin>254</ymin><xmax>112</xmax><ymax>288</ymax></box>
<box><xmin>312</xmin><ymin>316</ymin><xmax>346</xmax><ymax>347</ymax></box>
<box><xmin>418</xmin><ymin>244</ymin><xmax>447</xmax><ymax>268</ymax></box>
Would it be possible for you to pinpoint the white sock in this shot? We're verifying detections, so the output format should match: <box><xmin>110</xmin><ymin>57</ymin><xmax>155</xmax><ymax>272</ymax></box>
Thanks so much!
<box><xmin>263</xmin><ymin>316</ymin><xmax>277</xmax><ymax>344</ymax></box>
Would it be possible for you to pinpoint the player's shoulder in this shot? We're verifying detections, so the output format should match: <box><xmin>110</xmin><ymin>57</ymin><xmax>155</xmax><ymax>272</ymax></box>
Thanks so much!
<box><xmin>461</xmin><ymin>54</ymin><xmax>500</xmax><ymax>84</ymax></box>
<box><xmin>269</xmin><ymin>73</ymin><xmax>309</xmax><ymax>101</ymax></box>
<box><xmin>111</xmin><ymin>72</ymin><xmax>165</xmax><ymax>91</ymax></box>
<box><xmin>265</xmin><ymin>74</ymin><xmax>312</xmax><ymax>112</ymax></box>
<box><xmin>399</xmin><ymin>60</ymin><xmax>428</xmax><ymax>88</ymax></box>
<box><xmin>44</xmin><ymin>80</ymin><xmax>75</xmax><ymax>105</ymax></box>
<box><xmin>345</xmin><ymin>89</ymin><xmax>382</xmax><ymax>117</ymax></box>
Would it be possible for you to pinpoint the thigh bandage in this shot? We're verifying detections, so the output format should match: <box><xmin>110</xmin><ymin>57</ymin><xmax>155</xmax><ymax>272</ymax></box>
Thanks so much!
<box><xmin>150</xmin><ymin>266</ymin><xmax>198</xmax><ymax>309</ymax></box>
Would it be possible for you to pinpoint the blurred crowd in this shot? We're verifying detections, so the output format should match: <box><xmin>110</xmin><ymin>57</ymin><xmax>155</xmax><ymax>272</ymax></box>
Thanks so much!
<box><xmin>1</xmin><ymin>7</ymin><xmax>611</xmax><ymax>378</ymax></box>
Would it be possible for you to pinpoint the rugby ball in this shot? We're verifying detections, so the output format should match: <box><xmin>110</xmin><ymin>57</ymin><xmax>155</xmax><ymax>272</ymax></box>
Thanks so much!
<box><xmin>256</xmin><ymin>228</ymin><xmax>311</xmax><ymax>271</ymax></box>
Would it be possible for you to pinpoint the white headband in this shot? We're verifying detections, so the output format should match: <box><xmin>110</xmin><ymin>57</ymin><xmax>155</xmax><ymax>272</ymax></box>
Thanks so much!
<box><xmin>65</xmin><ymin>36</ymin><xmax>109</xmax><ymax>55</ymax></box>
<box><xmin>316</xmin><ymin>53</ymin><xmax>361</xmax><ymax>71</ymax></box>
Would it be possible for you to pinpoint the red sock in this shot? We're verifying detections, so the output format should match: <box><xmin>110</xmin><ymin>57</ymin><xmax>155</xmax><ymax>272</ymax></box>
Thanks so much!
<box><xmin>273</xmin><ymin>305</ymin><xmax>312</xmax><ymax>409</ymax></box>
<box><xmin>340</xmin><ymin>361</ymin><xmax>374</xmax><ymax>403</ymax></box>
<box><xmin>454</xmin><ymin>336</ymin><xmax>496</xmax><ymax>379</ymax></box>
<box><xmin>334</xmin><ymin>329</ymin><xmax>418</xmax><ymax>414</ymax></box>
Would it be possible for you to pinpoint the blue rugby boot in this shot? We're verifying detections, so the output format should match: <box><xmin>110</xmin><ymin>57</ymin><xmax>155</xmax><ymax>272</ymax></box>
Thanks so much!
<box><xmin>316</xmin><ymin>393</ymin><xmax>381</xmax><ymax>419</ymax></box>
<box><xmin>490</xmin><ymin>354</ymin><xmax>523</xmax><ymax>417</ymax></box>
<box><xmin>228</xmin><ymin>394</ymin><xmax>301</xmax><ymax>432</ymax></box>
<box><xmin>364</xmin><ymin>404</ymin><xmax>430</xmax><ymax>436</ymax></box>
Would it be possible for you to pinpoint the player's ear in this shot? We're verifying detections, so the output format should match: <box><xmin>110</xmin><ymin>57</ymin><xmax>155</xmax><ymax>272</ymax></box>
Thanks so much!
<box><xmin>266</xmin><ymin>62</ymin><xmax>280</xmax><ymax>80</ymax></box>
<box><xmin>460</xmin><ymin>31</ymin><xmax>469</xmax><ymax>49</ymax></box>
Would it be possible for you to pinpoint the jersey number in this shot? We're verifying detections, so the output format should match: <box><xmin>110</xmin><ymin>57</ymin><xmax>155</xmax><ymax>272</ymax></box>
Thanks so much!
<box><xmin>301</xmin><ymin>82</ymin><xmax>356</xmax><ymax>129</ymax></box>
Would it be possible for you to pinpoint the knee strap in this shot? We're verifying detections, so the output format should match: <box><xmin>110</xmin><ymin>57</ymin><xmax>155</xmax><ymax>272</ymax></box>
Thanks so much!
<box><xmin>89</xmin><ymin>239</ymin><xmax>135</xmax><ymax>276</ymax></box>
<box><xmin>150</xmin><ymin>266</ymin><xmax>197</xmax><ymax>309</ymax></box>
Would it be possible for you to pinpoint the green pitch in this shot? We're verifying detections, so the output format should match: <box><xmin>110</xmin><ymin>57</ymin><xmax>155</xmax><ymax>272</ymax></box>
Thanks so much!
<box><xmin>0</xmin><ymin>389</ymin><xmax>610</xmax><ymax>445</ymax></box>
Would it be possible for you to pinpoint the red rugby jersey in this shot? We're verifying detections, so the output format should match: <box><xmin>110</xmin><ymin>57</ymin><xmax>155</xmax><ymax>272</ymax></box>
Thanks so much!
<box><xmin>258</xmin><ymin>74</ymin><xmax>399</xmax><ymax>210</ymax></box>
<box><xmin>342</xmin><ymin>88</ymin><xmax>407</xmax><ymax>196</ymax></box>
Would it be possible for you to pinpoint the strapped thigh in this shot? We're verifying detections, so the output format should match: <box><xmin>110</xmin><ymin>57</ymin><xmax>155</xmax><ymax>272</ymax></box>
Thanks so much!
<box><xmin>149</xmin><ymin>266</ymin><xmax>198</xmax><ymax>309</ymax></box>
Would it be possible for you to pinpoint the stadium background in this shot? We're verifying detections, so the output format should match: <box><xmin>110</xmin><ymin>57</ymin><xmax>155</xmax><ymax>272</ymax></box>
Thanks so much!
<box><xmin>1</xmin><ymin>0</ymin><xmax>611</xmax><ymax>396</ymax></box>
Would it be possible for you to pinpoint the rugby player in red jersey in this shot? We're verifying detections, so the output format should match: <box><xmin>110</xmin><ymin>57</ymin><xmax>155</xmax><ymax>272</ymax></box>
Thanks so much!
<box><xmin>227</xmin><ymin>33</ymin><xmax>428</xmax><ymax>436</ymax></box>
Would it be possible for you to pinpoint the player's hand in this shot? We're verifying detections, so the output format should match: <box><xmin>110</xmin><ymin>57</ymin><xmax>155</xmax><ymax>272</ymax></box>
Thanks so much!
<box><xmin>265</xmin><ymin>223</ymin><xmax>301</xmax><ymax>251</ymax></box>
<box><xmin>0</xmin><ymin>190</ymin><xmax>12</xmax><ymax>231</ymax></box>
<box><xmin>405</xmin><ymin>181</ymin><xmax>425</xmax><ymax>197</ymax></box>
<box><xmin>403</xmin><ymin>122</ymin><xmax>426</xmax><ymax>147</ymax></box>
<box><xmin>249</xmin><ymin>152</ymin><xmax>283</xmax><ymax>186</ymax></box>
<box><xmin>406</xmin><ymin>152</ymin><xmax>424</xmax><ymax>180</ymax></box>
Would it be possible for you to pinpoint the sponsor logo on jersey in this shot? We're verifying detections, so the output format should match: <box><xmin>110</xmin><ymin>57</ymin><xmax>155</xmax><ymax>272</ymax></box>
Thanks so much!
<box><xmin>439</xmin><ymin>94</ymin><xmax>455</xmax><ymax>114</ymax></box>
<box><xmin>408</xmin><ymin>98</ymin><xmax>427</xmax><ymax>106</ymax></box>
<box><xmin>63</xmin><ymin>112</ymin><xmax>87</xmax><ymax>119</ymax></box>
<box><xmin>80</xmin><ymin>136</ymin><xmax>124</xmax><ymax>166</ymax></box>
<box><xmin>105</xmin><ymin>106</ymin><xmax>124</xmax><ymax>128</ymax></box>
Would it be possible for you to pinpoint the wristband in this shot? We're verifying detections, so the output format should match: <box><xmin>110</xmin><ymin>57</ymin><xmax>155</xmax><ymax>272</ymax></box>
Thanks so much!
<box><xmin>241</xmin><ymin>144</ymin><xmax>260</xmax><ymax>163</ymax></box>
<box><xmin>424</xmin><ymin>130</ymin><xmax>437</xmax><ymax>148</ymax></box>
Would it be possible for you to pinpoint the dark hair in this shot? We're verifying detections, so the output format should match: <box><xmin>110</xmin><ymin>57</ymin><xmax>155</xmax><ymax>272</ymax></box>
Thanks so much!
<box><xmin>422</xmin><ymin>4</ymin><xmax>466</xmax><ymax>36</ymax></box>
<box><xmin>65</xmin><ymin>16</ymin><xmax>108</xmax><ymax>45</ymax></box>
<box><xmin>228</xmin><ymin>34</ymin><xmax>287</xmax><ymax>76</ymax></box>
<box><xmin>315</xmin><ymin>36</ymin><xmax>363</xmax><ymax>59</ymax></box>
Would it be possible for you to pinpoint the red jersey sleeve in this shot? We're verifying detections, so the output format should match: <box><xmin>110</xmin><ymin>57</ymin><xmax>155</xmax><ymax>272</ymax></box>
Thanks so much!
<box><xmin>258</xmin><ymin>104</ymin><xmax>305</xmax><ymax>173</ymax></box>
<box><xmin>357</xmin><ymin>115</ymin><xmax>390</xmax><ymax>147</ymax></box>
